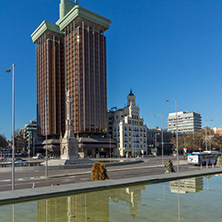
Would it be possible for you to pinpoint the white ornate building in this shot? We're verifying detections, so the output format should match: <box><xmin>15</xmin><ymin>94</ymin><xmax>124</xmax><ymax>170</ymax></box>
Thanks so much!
<box><xmin>109</xmin><ymin>90</ymin><xmax>147</xmax><ymax>157</ymax></box>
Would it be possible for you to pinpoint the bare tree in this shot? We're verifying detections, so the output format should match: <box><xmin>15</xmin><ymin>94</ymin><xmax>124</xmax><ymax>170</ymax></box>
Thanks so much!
<box><xmin>211</xmin><ymin>134</ymin><xmax>222</xmax><ymax>151</ymax></box>
<box><xmin>0</xmin><ymin>134</ymin><xmax>8</xmax><ymax>148</ymax></box>
<box><xmin>170</xmin><ymin>127</ymin><xmax>222</xmax><ymax>153</ymax></box>
<box><xmin>14</xmin><ymin>129</ymin><xmax>27</xmax><ymax>153</ymax></box>
<box><xmin>0</xmin><ymin>134</ymin><xmax>8</xmax><ymax>157</ymax></box>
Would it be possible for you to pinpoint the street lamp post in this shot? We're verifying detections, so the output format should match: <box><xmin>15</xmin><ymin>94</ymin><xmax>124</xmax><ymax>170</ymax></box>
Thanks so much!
<box><xmin>45</xmin><ymin>94</ymin><xmax>48</xmax><ymax>178</ymax></box>
<box><xmin>154</xmin><ymin>114</ymin><xmax>164</xmax><ymax>165</ymax></box>
<box><xmin>209</xmin><ymin>130</ymin><xmax>212</xmax><ymax>150</ymax></box>
<box><xmin>5</xmin><ymin>64</ymin><xmax>15</xmax><ymax>190</ymax></box>
<box><xmin>109</xmin><ymin>134</ymin><xmax>112</xmax><ymax>159</ymax></box>
<box><xmin>205</xmin><ymin>119</ymin><xmax>213</xmax><ymax>151</ymax></box>
<box><xmin>33</xmin><ymin>136</ymin><xmax>35</xmax><ymax>157</ymax></box>
<box><xmin>166</xmin><ymin>98</ymin><xmax>179</xmax><ymax>172</ymax></box>
<box><xmin>154</xmin><ymin>133</ymin><xmax>158</xmax><ymax>155</ymax></box>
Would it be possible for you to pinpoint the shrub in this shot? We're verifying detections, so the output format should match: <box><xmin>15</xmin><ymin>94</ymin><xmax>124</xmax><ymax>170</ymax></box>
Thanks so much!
<box><xmin>91</xmin><ymin>162</ymin><xmax>109</xmax><ymax>181</ymax></box>
<box><xmin>164</xmin><ymin>160</ymin><xmax>175</xmax><ymax>173</ymax></box>
<box><xmin>216</xmin><ymin>156</ymin><xmax>222</xmax><ymax>168</ymax></box>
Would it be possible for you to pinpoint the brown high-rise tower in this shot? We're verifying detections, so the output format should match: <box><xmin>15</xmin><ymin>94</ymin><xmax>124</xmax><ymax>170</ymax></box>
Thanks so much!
<box><xmin>31</xmin><ymin>0</ymin><xmax>111</xmax><ymax>138</ymax></box>
<box><xmin>64</xmin><ymin>18</ymin><xmax>108</xmax><ymax>134</ymax></box>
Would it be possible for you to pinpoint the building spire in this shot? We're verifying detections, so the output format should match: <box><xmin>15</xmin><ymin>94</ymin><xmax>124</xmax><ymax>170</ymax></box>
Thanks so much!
<box><xmin>129</xmin><ymin>88</ymin><xmax>134</xmax><ymax>96</ymax></box>
<box><xmin>75</xmin><ymin>0</ymin><xmax>79</xmax><ymax>5</ymax></box>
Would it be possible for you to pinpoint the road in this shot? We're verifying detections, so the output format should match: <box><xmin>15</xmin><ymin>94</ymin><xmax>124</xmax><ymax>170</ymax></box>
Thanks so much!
<box><xmin>0</xmin><ymin>156</ymin><xmax>200</xmax><ymax>192</ymax></box>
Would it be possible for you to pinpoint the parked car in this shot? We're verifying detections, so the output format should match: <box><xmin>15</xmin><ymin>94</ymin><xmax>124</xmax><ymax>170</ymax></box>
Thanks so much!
<box><xmin>15</xmin><ymin>159</ymin><xmax>28</xmax><ymax>163</ymax></box>
<box><xmin>0</xmin><ymin>157</ymin><xmax>6</xmax><ymax>161</ymax></box>
<box><xmin>32</xmin><ymin>153</ymin><xmax>44</xmax><ymax>159</ymax></box>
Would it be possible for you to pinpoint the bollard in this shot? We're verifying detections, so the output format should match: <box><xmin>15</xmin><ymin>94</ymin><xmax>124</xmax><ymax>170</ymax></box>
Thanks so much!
<box><xmin>212</xmin><ymin>163</ymin><xmax>214</xmax><ymax>168</ymax></box>
<box><xmin>206</xmin><ymin>163</ymin><xmax>208</xmax><ymax>169</ymax></box>
<box><xmin>200</xmin><ymin>164</ymin><xmax>202</xmax><ymax>170</ymax></box>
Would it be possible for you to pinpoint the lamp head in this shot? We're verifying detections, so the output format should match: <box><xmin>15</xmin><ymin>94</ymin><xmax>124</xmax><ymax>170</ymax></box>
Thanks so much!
<box><xmin>5</xmin><ymin>69</ymin><xmax>11</xmax><ymax>73</ymax></box>
<box><xmin>166</xmin><ymin>100</ymin><xmax>169</xmax><ymax>102</ymax></box>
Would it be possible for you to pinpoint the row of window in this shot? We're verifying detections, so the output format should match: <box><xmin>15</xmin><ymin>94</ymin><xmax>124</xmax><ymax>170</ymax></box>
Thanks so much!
<box><xmin>124</xmin><ymin>144</ymin><xmax>147</xmax><ymax>148</ymax></box>
<box><xmin>114</xmin><ymin>127</ymin><xmax>146</xmax><ymax>132</ymax></box>
<box><xmin>168</xmin><ymin>117</ymin><xmax>201</xmax><ymax>121</ymax></box>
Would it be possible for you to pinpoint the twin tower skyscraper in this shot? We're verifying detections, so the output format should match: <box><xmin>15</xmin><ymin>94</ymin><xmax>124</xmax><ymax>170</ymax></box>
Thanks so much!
<box><xmin>31</xmin><ymin>0</ymin><xmax>111</xmax><ymax>140</ymax></box>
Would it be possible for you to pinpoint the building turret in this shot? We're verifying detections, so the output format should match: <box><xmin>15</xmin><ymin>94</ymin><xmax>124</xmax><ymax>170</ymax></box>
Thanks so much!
<box><xmin>127</xmin><ymin>89</ymin><xmax>136</xmax><ymax>106</ymax></box>
<box><xmin>59</xmin><ymin>0</ymin><xmax>76</xmax><ymax>20</ymax></box>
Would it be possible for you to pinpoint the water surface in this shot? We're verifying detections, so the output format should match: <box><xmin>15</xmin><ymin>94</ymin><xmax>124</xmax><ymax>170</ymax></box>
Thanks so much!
<box><xmin>0</xmin><ymin>174</ymin><xmax>221</xmax><ymax>222</ymax></box>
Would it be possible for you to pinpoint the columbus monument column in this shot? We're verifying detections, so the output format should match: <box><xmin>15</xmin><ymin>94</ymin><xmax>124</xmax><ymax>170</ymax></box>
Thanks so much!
<box><xmin>44</xmin><ymin>90</ymin><xmax>92</xmax><ymax>166</ymax></box>
<box><xmin>60</xmin><ymin>90</ymin><xmax>79</xmax><ymax>161</ymax></box>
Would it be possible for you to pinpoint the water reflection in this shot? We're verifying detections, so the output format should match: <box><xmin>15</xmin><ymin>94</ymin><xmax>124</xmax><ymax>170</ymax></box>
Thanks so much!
<box><xmin>37</xmin><ymin>185</ymin><xmax>145</xmax><ymax>222</ymax></box>
<box><xmin>3</xmin><ymin>175</ymin><xmax>222</xmax><ymax>222</ymax></box>
<box><xmin>156</xmin><ymin>184</ymin><xmax>165</xmax><ymax>201</ymax></box>
<box><xmin>169</xmin><ymin>176</ymin><xmax>203</xmax><ymax>193</ymax></box>
<box><xmin>204</xmin><ymin>175</ymin><xmax>215</xmax><ymax>191</ymax></box>
<box><xmin>170</xmin><ymin>177</ymin><xmax>203</xmax><ymax>222</ymax></box>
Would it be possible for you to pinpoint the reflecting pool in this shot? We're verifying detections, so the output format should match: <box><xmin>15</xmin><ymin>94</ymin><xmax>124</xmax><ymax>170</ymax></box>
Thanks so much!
<box><xmin>1</xmin><ymin>174</ymin><xmax>222</xmax><ymax>222</ymax></box>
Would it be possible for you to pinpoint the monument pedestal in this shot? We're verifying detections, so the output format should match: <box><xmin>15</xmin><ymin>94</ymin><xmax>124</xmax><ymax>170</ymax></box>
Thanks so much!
<box><xmin>58</xmin><ymin>90</ymin><xmax>81</xmax><ymax>164</ymax></box>
<box><xmin>60</xmin><ymin>136</ymin><xmax>79</xmax><ymax>160</ymax></box>
<box><xmin>42</xmin><ymin>158</ymin><xmax>92</xmax><ymax>166</ymax></box>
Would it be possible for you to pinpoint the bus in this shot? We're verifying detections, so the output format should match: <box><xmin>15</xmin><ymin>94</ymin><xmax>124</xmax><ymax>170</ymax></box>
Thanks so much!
<box><xmin>187</xmin><ymin>151</ymin><xmax>221</xmax><ymax>166</ymax></box>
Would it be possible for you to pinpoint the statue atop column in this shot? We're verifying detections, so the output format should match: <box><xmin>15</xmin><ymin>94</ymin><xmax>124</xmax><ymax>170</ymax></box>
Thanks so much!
<box><xmin>60</xmin><ymin>90</ymin><xmax>79</xmax><ymax>160</ymax></box>
<box><xmin>64</xmin><ymin>90</ymin><xmax>73</xmax><ymax>138</ymax></box>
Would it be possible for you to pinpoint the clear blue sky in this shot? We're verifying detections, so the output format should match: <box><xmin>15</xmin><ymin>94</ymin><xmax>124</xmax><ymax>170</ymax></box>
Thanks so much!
<box><xmin>1</xmin><ymin>0</ymin><xmax>222</xmax><ymax>140</ymax></box>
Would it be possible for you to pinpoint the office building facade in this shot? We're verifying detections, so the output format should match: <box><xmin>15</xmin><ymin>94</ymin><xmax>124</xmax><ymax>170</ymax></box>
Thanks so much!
<box><xmin>31</xmin><ymin>0</ymin><xmax>111</xmax><ymax>138</ymax></box>
<box><xmin>167</xmin><ymin>111</ymin><xmax>202</xmax><ymax>134</ymax></box>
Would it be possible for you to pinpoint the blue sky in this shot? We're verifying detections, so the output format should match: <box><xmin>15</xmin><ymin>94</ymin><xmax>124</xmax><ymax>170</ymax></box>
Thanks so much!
<box><xmin>1</xmin><ymin>0</ymin><xmax>222</xmax><ymax>139</ymax></box>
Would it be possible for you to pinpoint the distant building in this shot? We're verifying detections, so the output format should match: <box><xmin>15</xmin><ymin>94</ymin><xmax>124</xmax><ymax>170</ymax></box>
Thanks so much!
<box><xmin>24</xmin><ymin>118</ymin><xmax>37</xmax><ymax>140</ymax></box>
<box><xmin>107</xmin><ymin>109</ymin><xmax>115</xmax><ymax>136</ymax></box>
<box><xmin>213</xmin><ymin>127</ymin><xmax>222</xmax><ymax>136</ymax></box>
<box><xmin>147</xmin><ymin>128</ymin><xmax>173</xmax><ymax>155</ymax></box>
<box><xmin>108</xmin><ymin>90</ymin><xmax>147</xmax><ymax>157</ymax></box>
<box><xmin>167</xmin><ymin>111</ymin><xmax>202</xmax><ymax>134</ymax></box>
<box><xmin>24</xmin><ymin>119</ymin><xmax>45</xmax><ymax>155</ymax></box>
